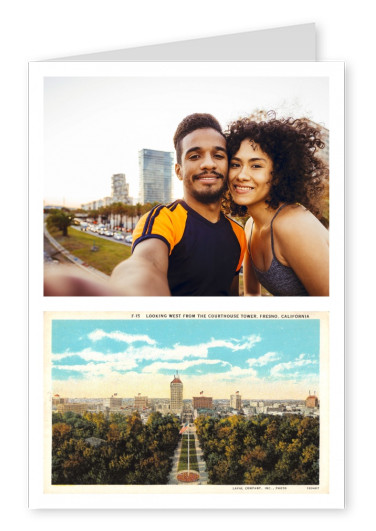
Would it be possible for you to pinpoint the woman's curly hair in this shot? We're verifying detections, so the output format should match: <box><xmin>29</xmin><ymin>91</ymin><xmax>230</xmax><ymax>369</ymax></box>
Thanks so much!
<box><xmin>222</xmin><ymin>114</ymin><xmax>328</xmax><ymax>219</ymax></box>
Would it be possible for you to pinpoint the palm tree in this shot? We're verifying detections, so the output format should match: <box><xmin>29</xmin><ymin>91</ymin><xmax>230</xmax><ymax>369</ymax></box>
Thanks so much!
<box><xmin>111</xmin><ymin>202</ymin><xmax>127</xmax><ymax>229</ymax></box>
<box><xmin>46</xmin><ymin>210</ymin><xmax>74</xmax><ymax>237</ymax></box>
<box><xmin>98</xmin><ymin>205</ymin><xmax>111</xmax><ymax>226</ymax></box>
<box><xmin>128</xmin><ymin>205</ymin><xmax>137</xmax><ymax>231</ymax></box>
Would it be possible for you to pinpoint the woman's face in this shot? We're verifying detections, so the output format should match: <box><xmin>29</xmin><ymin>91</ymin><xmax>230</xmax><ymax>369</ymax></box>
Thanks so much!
<box><xmin>228</xmin><ymin>139</ymin><xmax>274</xmax><ymax>209</ymax></box>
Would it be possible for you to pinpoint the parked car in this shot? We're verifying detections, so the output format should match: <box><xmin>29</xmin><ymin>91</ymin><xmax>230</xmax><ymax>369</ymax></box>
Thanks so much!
<box><xmin>114</xmin><ymin>232</ymin><xmax>124</xmax><ymax>241</ymax></box>
<box><xmin>124</xmin><ymin>234</ymin><xmax>133</xmax><ymax>244</ymax></box>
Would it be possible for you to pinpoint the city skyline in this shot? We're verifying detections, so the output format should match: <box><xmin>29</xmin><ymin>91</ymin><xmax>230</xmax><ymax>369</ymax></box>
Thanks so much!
<box><xmin>44</xmin><ymin>73</ymin><xmax>329</xmax><ymax>207</ymax></box>
<box><xmin>50</xmin><ymin>318</ymin><xmax>321</xmax><ymax>399</ymax></box>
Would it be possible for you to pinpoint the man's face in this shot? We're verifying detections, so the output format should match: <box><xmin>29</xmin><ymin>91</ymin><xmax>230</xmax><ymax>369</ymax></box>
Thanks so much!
<box><xmin>175</xmin><ymin>128</ymin><xmax>228</xmax><ymax>205</ymax></box>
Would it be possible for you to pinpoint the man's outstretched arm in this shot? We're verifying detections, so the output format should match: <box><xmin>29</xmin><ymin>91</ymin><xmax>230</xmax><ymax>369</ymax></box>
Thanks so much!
<box><xmin>44</xmin><ymin>238</ymin><xmax>170</xmax><ymax>296</ymax></box>
<box><xmin>110</xmin><ymin>238</ymin><xmax>170</xmax><ymax>296</ymax></box>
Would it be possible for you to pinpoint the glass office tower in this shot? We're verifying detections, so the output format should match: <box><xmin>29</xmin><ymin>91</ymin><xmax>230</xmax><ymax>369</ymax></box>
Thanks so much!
<box><xmin>138</xmin><ymin>149</ymin><xmax>174</xmax><ymax>204</ymax></box>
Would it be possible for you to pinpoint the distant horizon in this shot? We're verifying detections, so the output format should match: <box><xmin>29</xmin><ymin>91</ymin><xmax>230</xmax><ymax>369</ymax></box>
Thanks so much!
<box><xmin>52</xmin><ymin>395</ymin><xmax>313</xmax><ymax>402</ymax></box>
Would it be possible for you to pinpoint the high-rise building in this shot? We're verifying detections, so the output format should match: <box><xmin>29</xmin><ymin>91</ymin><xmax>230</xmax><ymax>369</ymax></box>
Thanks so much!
<box><xmin>230</xmin><ymin>392</ymin><xmax>242</xmax><ymax>410</ymax></box>
<box><xmin>81</xmin><ymin>174</ymin><xmax>130</xmax><ymax>210</ymax></box>
<box><xmin>139</xmin><ymin>149</ymin><xmax>174</xmax><ymax>204</ymax></box>
<box><xmin>134</xmin><ymin>394</ymin><xmax>149</xmax><ymax>410</ymax></box>
<box><xmin>192</xmin><ymin>395</ymin><xmax>213</xmax><ymax>410</ymax></box>
<box><xmin>52</xmin><ymin>394</ymin><xmax>65</xmax><ymax>407</ymax></box>
<box><xmin>170</xmin><ymin>373</ymin><xmax>183</xmax><ymax>413</ymax></box>
<box><xmin>111</xmin><ymin>173</ymin><xmax>130</xmax><ymax>203</ymax></box>
<box><xmin>305</xmin><ymin>391</ymin><xmax>319</xmax><ymax>408</ymax></box>
<box><xmin>103</xmin><ymin>394</ymin><xmax>123</xmax><ymax>409</ymax></box>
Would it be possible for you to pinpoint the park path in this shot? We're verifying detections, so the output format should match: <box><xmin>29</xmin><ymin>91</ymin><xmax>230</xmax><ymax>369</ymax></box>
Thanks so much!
<box><xmin>167</xmin><ymin>435</ymin><xmax>183</xmax><ymax>485</ymax></box>
<box><xmin>167</xmin><ymin>426</ymin><xmax>208</xmax><ymax>485</ymax></box>
<box><xmin>193</xmin><ymin>429</ymin><xmax>208</xmax><ymax>484</ymax></box>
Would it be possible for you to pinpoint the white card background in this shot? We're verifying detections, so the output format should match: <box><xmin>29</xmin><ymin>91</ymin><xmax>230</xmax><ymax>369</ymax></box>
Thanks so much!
<box><xmin>3</xmin><ymin>0</ymin><xmax>371</xmax><ymax>526</ymax></box>
<box><xmin>29</xmin><ymin>59</ymin><xmax>344</xmax><ymax>510</ymax></box>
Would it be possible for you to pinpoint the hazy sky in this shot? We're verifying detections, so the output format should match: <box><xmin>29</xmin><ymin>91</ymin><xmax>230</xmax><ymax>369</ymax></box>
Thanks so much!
<box><xmin>50</xmin><ymin>318</ymin><xmax>320</xmax><ymax>399</ymax></box>
<box><xmin>44</xmin><ymin>75</ymin><xmax>329</xmax><ymax>207</ymax></box>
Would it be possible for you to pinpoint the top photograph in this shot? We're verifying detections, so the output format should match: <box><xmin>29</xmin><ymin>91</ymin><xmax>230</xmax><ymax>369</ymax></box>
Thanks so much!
<box><xmin>37</xmin><ymin>63</ymin><xmax>338</xmax><ymax>297</ymax></box>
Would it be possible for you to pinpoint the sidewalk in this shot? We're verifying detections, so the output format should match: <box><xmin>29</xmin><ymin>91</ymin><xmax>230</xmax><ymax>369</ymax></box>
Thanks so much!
<box><xmin>193</xmin><ymin>430</ymin><xmax>208</xmax><ymax>485</ymax></box>
<box><xmin>167</xmin><ymin>437</ymin><xmax>183</xmax><ymax>485</ymax></box>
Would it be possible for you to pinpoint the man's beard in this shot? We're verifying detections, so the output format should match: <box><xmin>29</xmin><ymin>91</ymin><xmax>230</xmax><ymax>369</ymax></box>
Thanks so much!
<box><xmin>189</xmin><ymin>174</ymin><xmax>227</xmax><ymax>205</ymax></box>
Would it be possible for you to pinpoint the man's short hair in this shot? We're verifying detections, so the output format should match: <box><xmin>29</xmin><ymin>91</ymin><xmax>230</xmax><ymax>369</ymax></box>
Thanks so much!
<box><xmin>173</xmin><ymin>113</ymin><xmax>224</xmax><ymax>164</ymax></box>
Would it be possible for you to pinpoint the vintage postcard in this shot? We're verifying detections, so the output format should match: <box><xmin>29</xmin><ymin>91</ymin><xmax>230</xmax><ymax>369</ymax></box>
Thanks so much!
<box><xmin>34</xmin><ymin>310</ymin><xmax>341</xmax><ymax>509</ymax></box>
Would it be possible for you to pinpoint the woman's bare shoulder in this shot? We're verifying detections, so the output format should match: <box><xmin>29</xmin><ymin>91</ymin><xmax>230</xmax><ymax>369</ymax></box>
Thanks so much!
<box><xmin>273</xmin><ymin>204</ymin><xmax>328</xmax><ymax>239</ymax></box>
<box><xmin>244</xmin><ymin>216</ymin><xmax>254</xmax><ymax>238</ymax></box>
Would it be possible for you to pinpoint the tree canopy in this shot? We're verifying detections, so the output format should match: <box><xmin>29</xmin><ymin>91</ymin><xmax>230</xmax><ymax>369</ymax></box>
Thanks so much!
<box><xmin>195</xmin><ymin>414</ymin><xmax>319</xmax><ymax>485</ymax></box>
<box><xmin>52</xmin><ymin>410</ymin><xmax>180</xmax><ymax>485</ymax></box>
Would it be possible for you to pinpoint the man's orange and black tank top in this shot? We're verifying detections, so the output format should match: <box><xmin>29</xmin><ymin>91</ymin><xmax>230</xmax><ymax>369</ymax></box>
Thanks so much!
<box><xmin>132</xmin><ymin>200</ymin><xmax>246</xmax><ymax>296</ymax></box>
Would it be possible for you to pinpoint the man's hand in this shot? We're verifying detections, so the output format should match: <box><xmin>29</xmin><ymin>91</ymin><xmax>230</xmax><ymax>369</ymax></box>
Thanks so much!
<box><xmin>110</xmin><ymin>239</ymin><xmax>170</xmax><ymax>296</ymax></box>
<box><xmin>44</xmin><ymin>265</ymin><xmax>121</xmax><ymax>296</ymax></box>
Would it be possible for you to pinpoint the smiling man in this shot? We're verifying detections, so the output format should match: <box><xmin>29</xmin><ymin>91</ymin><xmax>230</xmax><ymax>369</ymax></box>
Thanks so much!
<box><xmin>111</xmin><ymin>113</ymin><xmax>246</xmax><ymax>296</ymax></box>
<box><xmin>44</xmin><ymin>114</ymin><xmax>246</xmax><ymax>297</ymax></box>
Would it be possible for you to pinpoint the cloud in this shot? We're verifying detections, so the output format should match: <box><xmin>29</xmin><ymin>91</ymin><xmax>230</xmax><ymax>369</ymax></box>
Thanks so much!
<box><xmin>52</xmin><ymin>332</ymin><xmax>266</xmax><ymax>384</ymax></box>
<box><xmin>88</xmin><ymin>329</ymin><xmax>156</xmax><ymax>345</ymax></box>
<box><xmin>54</xmin><ymin>357</ymin><xmax>138</xmax><ymax>378</ymax></box>
<box><xmin>219</xmin><ymin>365</ymin><xmax>259</xmax><ymax>380</ymax></box>
<box><xmin>52</xmin><ymin>348</ymin><xmax>136</xmax><ymax>363</ymax></box>
<box><xmin>230</xmin><ymin>335</ymin><xmax>262</xmax><ymax>351</ymax></box>
<box><xmin>142</xmin><ymin>358</ymin><xmax>231</xmax><ymax>374</ymax></box>
<box><xmin>270</xmin><ymin>354</ymin><xmax>317</xmax><ymax>377</ymax></box>
<box><xmin>247</xmin><ymin>351</ymin><xmax>280</xmax><ymax>367</ymax></box>
<box><xmin>53</xmin><ymin>333</ymin><xmax>262</xmax><ymax>365</ymax></box>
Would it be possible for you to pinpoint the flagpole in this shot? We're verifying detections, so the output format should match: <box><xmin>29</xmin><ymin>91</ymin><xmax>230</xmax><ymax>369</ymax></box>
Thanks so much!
<box><xmin>188</xmin><ymin>423</ymin><xmax>190</xmax><ymax>474</ymax></box>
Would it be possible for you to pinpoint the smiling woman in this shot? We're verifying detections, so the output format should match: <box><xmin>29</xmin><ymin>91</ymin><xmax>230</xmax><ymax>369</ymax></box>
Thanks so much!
<box><xmin>229</xmin><ymin>140</ymin><xmax>274</xmax><ymax>210</ymax></box>
<box><xmin>224</xmin><ymin>115</ymin><xmax>329</xmax><ymax>297</ymax></box>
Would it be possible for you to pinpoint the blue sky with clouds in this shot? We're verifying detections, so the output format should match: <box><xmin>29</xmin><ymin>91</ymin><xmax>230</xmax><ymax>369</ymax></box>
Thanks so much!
<box><xmin>50</xmin><ymin>318</ymin><xmax>320</xmax><ymax>399</ymax></box>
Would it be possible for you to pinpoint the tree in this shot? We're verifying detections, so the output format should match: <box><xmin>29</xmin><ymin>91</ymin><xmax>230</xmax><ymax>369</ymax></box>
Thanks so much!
<box><xmin>52</xmin><ymin>422</ymin><xmax>71</xmax><ymax>447</ymax></box>
<box><xmin>98</xmin><ymin>205</ymin><xmax>111</xmax><ymax>225</ymax></box>
<box><xmin>88</xmin><ymin>208</ymin><xmax>99</xmax><ymax>223</ymax></box>
<box><xmin>109</xmin><ymin>202</ymin><xmax>126</xmax><ymax>228</ymax></box>
<box><xmin>127</xmin><ymin>205</ymin><xmax>137</xmax><ymax>230</ymax></box>
<box><xmin>83</xmin><ymin>411</ymin><xmax>108</xmax><ymax>439</ymax></box>
<box><xmin>46</xmin><ymin>210</ymin><xmax>74</xmax><ymax>236</ymax></box>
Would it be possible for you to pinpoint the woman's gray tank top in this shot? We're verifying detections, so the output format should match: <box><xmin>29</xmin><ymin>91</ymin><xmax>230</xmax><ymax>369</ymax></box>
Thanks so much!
<box><xmin>249</xmin><ymin>204</ymin><xmax>309</xmax><ymax>296</ymax></box>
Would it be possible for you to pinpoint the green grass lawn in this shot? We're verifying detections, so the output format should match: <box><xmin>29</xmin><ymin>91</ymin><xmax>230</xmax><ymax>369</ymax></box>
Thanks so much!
<box><xmin>48</xmin><ymin>227</ymin><xmax>132</xmax><ymax>275</ymax></box>
<box><xmin>178</xmin><ymin>433</ymin><xmax>199</xmax><ymax>472</ymax></box>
